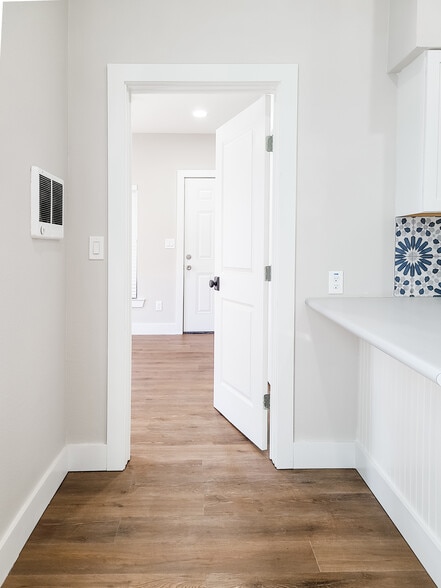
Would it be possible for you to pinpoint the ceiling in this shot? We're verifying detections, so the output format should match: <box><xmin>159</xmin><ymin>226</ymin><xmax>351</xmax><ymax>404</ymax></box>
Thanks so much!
<box><xmin>130</xmin><ymin>92</ymin><xmax>264</xmax><ymax>134</ymax></box>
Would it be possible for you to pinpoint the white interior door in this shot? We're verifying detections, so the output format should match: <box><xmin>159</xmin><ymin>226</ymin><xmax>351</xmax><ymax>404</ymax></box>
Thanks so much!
<box><xmin>183</xmin><ymin>176</ymin><xmax>216</xmax><ymax>332</ymax></box>
<box><xmin>213</xmin><ymin>95</ymin><xmax>271</xmax><ymax>450</ymax></box>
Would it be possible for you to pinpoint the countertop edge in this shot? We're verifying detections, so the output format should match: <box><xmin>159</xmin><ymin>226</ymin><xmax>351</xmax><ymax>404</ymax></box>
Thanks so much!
<box><xmin>306</xmin><ymin>297</ymin><xmax>441</xmax><ymax>387</ymax></box>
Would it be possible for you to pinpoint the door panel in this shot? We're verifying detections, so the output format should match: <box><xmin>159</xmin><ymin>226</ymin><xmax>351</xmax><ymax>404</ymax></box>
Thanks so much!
<box><xmin>221</xmin><ymin>300</ymin><xmax>252</xmax><ymax>402</ymax></box>
<box><xmin>184</xmin><ymin>177</ymin><xmax>215</xmax><ymax>332</ymax></box>
<box><xmin>196</xmin><ymin>273</ymin><xmax>213</xmax><ymax>313</ymax></box>
<box><xmin>197</xmin><ymin>211</ymin><xmax>214</xmax><ymax>259</ymax></box>
<box><xmin>213</xmin><ymin>95</ymin><xmax>271</xmax><ymax>450</ymax></box>
<box><xmin>222</xmin><ymin>131</ymin><xmax>253</xmax><ymax>269</ymax></box>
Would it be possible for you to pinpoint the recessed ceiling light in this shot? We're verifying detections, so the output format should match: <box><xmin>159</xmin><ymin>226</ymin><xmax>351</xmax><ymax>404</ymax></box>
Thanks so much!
<box><xmin>192</xmin><ymin>109</ymin><xmax>208</xmax><ymax>119</ymax></box>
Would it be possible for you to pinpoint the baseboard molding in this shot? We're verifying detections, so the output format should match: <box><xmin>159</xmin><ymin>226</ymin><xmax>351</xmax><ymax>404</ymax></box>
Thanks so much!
<box><xmin>67</xmin><ymin>443</ymin><xmax>107</xmax><ymax>471</ymax></box>
<box><xmin>356</xmin><ymin>443</ymin><xmax>441</xmax><ymax>587</ymax></box>
<box><xmin>132</xmin><ymin>322</ymin><xmax>180</xmax><ymax>335</ymax></box>
<box><xmin>0</xmin><ymin>443</ymin><xmax>110</xmax><ymax>585</ymax></box>
<box><xmin>0</xmin><ymin>448</ymin><xmax>68</xmax><ymax>586</ymax></box>
<box><xmin>293</xmin><ymin>441</ymin><xmax>356</xmax><ymax>469</ymax></box>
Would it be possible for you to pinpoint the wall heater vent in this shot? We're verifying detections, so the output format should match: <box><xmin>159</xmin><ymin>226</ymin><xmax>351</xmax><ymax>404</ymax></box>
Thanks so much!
<box><xmin>31</xmin><ymin>166</ymin><xmax>64</xmax><ymax>239</ymax></box>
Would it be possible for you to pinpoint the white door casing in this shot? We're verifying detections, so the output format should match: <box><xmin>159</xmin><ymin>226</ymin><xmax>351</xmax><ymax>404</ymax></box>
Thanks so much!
<box><xmin>183</xmin><ymin>177</ymin><xmax>215</xmax><ymax>333</ymax></box>
<box><xmin>107</xmin><ymin>64</ymin><xmax>298</xmax><ymax>470</ymax></box>
<box><xmin>213</xmin><ymin>96</ymin><xmax>270</xmax><ymax>450</ymax></box>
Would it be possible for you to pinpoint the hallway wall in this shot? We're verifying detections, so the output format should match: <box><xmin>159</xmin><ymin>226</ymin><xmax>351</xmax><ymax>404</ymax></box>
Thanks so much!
<box><xmin>0</xmin><ymin>0</ymin><xmax>68</xmax><ymax>562</ymax></box>
<box><xmin>66</xmin><ymin>0</ymin><xmax>396</xmax><ymax>447</ymax></box>
<box><xmin>131</xmin><ymin>133</ymin><xmax>215</xmax><ymax>333</ymax></box>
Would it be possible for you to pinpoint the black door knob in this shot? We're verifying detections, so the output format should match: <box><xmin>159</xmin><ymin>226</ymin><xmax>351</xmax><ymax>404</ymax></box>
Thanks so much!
<box><xmin>209</xmin><ymin>276</ymin><xmax>220</xmax><ymax>291</ymax></box>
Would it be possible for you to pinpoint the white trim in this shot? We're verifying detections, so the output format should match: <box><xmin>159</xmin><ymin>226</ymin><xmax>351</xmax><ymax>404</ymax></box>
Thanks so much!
<box><xmin>293</xmin><ymin>441</ymin><xmax>356</xmax><ymax>469</ymax></box>
<box><xmin>356</xmin><ymin>442</ymin><xmax>441</xmax><ymax>587</ymax></box>
<box><xmin>0</xmin><ymin>3</ymin><xmax>3</xmax><ymax>60</ymax></box>
<box><xmin>107</xmin><ymin>64</ymin><xmax>298</xmax><ymax>471</ymax></box>
<box><xmin>131</xmin><ymin>185</ymin><xmax>139</xmax><ymax>300</ymax></box>
<box><xmin>0</xmin><ymin>448</ymin><xmax>67</xmax><ymax>586</ymax></box>
<box><xmin>107</xmin><ymin>66</ymin><xmax>132</xmax><ymax>471</ymax></box>
<box><xmin>132</xmin><ymin>322</ymin><xmax>180</xmax><ymax>335</ymax></box>
<box><xmin>131</xmin><ymin>298</ymin><xmax>145</xmax><ymax>308</ymax></box>
<box><xmin>67</xmin><ymin>443</ymin><xmax>108</xmax><ymax>472</ymax></box>
<box><xmin>176</xmin><ymin>170</ymin><xmax>216</xmax><ymax>335</ymax></box>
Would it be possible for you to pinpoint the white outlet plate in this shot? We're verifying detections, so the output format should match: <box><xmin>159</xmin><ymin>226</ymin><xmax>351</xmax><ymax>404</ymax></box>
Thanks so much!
<box><xmin>155</xmin><ymin>300</ymin><xmax>163</xmax><ymax>311</ymax></box>
<box><xmin>328</xmin><ymin>270</ymin><xmax>344</xmax><ymax>294</ymax></box>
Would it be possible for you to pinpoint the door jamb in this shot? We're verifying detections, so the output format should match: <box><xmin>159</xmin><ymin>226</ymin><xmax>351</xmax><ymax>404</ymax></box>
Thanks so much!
<box><xmin>107</xmin><ymin>64</ymin><xmax>298</xmax><ymax>470</ymax></box>
<box><xmin>176</xmin><ymin>170</ymin><xmax>216</xmax><ymax>335</ymax></box>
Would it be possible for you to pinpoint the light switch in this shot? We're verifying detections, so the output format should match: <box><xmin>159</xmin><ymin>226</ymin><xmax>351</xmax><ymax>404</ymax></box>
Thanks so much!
<box><xmin>89</xmin><ymin>236</ymin><xmax>104</xmax><ymax>260</ymax></box>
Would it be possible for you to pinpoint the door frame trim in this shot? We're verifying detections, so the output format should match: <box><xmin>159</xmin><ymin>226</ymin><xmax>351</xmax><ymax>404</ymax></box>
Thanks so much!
<box><xmin>107</xmin><ymin>64</ymin><xmax>298</xmax><ymax>470</ymax></box>
<box><xmin>176</xmin><ymin>170</ymin><xmax>216</xmax><ymax>335</ymax></box>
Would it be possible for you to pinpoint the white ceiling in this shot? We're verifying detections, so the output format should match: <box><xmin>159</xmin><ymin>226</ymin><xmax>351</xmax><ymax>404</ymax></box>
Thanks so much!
<box><xmin>130</xmin><ymin>92</ymin><xmax>263</xmax><ymax>134</ymax></box>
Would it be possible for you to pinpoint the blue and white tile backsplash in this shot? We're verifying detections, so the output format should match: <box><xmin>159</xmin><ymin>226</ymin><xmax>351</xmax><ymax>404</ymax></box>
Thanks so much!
<box><xmin>394</xmin><ymin>216</ymin><xmax>441</xmax><ymax>297</ymax></box>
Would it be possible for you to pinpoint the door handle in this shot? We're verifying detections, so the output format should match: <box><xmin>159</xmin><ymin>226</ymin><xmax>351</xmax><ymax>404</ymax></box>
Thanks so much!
<box><xmin>209</xmin><ymin>276</ymin><xmax>220</xmax><ymax>291</ymax></box>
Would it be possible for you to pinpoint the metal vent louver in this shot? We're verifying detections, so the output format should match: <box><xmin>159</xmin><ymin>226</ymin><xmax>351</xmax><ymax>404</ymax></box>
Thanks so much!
<box><xmin>52</xmin><ymin>181</ymin><xmax>63</xmax><ymax>226</ymax></box>
<box><xmin>31</xmin><ymin>166</ymin><xmax>64</xmax><ymax>239</ymax></box>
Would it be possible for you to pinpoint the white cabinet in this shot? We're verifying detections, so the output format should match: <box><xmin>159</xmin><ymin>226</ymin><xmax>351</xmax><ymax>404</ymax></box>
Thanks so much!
<box><xmin>396</xmin><ymin>50</ymin><xmax>441</xmax><ymax>216</ymax></box>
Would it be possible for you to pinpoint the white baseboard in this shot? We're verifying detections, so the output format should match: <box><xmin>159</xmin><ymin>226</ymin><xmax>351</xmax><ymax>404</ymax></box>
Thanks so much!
<box><xmin>0</xmin><ymin>443</ymin><xmax>109</xmax><ymax>585</ymax></box>
<box><xmin>0</xmin><ymin>448</ymin><xmax>68</xmax><ymax>586</ymax></box>
<box><xmin>356</xmin><ymin>443</ymin><xmax>441</xmax><ymax>587</ymax></box>
<box><xmin>132</xmin><ymin>322</ymin><xmax>180</xmax><ymax>335</ymax></box>
<box><xmin>67</xmin><ymin>443</ymin><xmax>107</xmax><ymax>471</ymax></box>
<box><xmin>293</xmin><ymin>441</ymin><xmax>356</xmax><ymax>469</ymax></box>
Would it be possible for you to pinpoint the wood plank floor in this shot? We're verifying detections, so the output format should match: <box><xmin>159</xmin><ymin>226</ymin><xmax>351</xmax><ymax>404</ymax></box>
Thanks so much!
<box><xmin>4</xmin><ymin>334</ymin><xmax>436</xmax><ymax>587</ymax></box>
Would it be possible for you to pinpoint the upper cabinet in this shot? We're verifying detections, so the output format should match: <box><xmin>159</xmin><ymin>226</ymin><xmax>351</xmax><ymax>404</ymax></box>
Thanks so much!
<box><xmin>396</xmin><ymin>50</ymin><xmax>441</xmax><ymax>216</ymax></box>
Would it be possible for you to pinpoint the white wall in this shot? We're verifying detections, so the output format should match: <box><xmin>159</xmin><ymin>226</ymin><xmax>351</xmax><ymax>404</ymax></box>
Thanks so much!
<box><xmin>418</xmin><ymin>0</ymin><xmax>441</xmax><ymax>47</ymax></box>
<box><xmin>388</xmin><ymin>0</ymin><xmax>419</xmax><ymax>72</ymax></box>
<box><xmin>66</xmin><ymin>0</ymin><xmax>396</xmax><ymax>450</ymax></box>
<box><xmin>0</xmin><ymin>0</ymin><xmax>68</xmax><ymax>579</ymax></box>
<box><xmin>388</xmin><ymin>0</ymin><xmax>441</xmax><ymax>72</ymax></box>
<box><xmin>132</xmin><ymin>133</ymin><xmax>215</xmax><ymax>333</ymax></box>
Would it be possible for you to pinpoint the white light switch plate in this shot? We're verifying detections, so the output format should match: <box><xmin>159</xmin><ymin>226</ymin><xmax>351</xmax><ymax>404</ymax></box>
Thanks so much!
<box><xmin>89</xmin><ymin>236</ymin><xmax>104</xmax><ymax>260</ymax></box>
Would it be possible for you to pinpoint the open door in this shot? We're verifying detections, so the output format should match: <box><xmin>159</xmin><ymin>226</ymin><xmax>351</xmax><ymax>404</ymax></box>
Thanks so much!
<box><xmin>212</xmin><ymin>95</ymin><xmax>271</xmax><ymax>450</ymax></box>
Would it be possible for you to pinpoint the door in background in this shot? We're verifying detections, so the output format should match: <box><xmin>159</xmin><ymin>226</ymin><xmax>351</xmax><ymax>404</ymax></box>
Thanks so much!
<box><xmin>213</xmin><ymin>95</ymin><xmax>271</xmax><ymax>450</ymax></box>
<box><xmin>183</xmin><ymin>176</ymin><xmax>216</xmax><ymax>332</ymax></box>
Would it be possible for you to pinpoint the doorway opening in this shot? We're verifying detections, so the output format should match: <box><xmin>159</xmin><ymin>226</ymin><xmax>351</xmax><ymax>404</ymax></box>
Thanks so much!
<box><xmin>130</xmin><ymin>89</ymin><xmax>263</xmax><ymax>337</ymax></box>
<box><xmin>107</xmin><ymin>64</ymin><xmax>298</xmax><ymax>471</ymax></box>
<box><xmin>130</xmin><ymin>91</ymin><xmax>272</xmax><ymax>454</ymax></box>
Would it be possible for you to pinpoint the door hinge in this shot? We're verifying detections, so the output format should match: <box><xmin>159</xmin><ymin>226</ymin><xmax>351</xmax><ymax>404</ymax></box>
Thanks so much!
<box><xmin>265</xmin><ymin>135</ymin><xmax>274</xmax><ymax>153</ymax></box>
<box><xmin>265</xmin><ymin>265</ymin><xmax>272</xmax><ymax>282</ymax></box>
<box><xmin>264</xmin><ymin>382</ymin><xmax>271</xmax><ymax>409</ymax></box>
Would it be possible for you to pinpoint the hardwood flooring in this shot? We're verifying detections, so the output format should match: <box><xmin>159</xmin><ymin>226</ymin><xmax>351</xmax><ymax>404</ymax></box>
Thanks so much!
<box><xmin>3</xmin><ymin>334</ymin><xmax>435</xmax><ymax>587</ymax></box>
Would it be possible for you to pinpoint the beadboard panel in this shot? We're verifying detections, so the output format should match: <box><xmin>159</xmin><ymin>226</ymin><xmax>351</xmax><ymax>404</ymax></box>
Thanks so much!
<box><xmin>358</xmin><ymin>341</ymin><xmax>441</xmax><ymax>584</ymax></box>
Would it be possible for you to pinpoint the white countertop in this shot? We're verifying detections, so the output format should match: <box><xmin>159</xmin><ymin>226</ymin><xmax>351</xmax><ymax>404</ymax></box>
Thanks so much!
<box><xmin>306</xmin><ymin>297</ymin><xmax>441</xmax><ymax>386</ymax></box>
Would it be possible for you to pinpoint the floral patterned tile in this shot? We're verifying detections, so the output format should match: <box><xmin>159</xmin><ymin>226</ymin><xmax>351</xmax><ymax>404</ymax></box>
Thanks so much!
<box><xmin>394</xmin><ymin>217</ymin><xmax>441</xmax><ymax>297</ymax></box>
